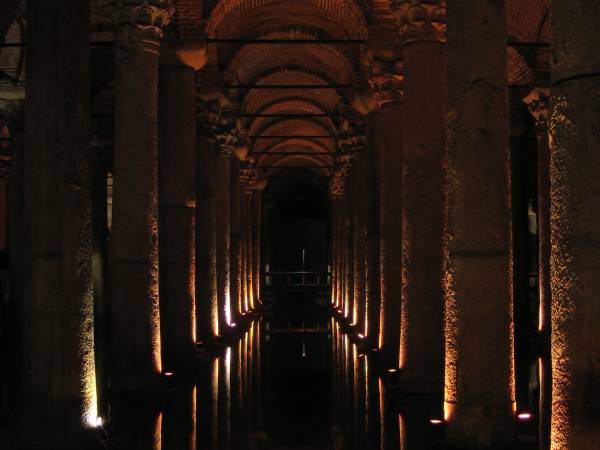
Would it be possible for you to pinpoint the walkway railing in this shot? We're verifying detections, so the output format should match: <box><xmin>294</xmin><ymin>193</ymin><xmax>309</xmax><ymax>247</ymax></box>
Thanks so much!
<box><xmin>265</xmin><ymin>270</ymin><xmax>330</xmax><ymax>287</ymax></box>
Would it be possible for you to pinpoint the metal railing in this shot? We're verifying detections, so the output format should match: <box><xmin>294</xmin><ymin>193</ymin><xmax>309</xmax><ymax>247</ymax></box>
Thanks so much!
<box><xmin>265</xmin><ymin>270</ymin><xmax>330</xmax><ymax>287</ymax></box>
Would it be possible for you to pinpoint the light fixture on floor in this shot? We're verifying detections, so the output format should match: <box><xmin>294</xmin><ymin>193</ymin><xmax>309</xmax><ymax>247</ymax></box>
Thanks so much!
<box><xmin>517</xmin><ymin>412</ymin><xmax>533</xmax><ymax>421</ymax></box>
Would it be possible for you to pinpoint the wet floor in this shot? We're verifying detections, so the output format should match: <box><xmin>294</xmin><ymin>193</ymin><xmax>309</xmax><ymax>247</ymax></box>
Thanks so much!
<box><xmin>102</xmin><ymin>317</ymin><xmax>537</xmax><ymax>450</ymax></box>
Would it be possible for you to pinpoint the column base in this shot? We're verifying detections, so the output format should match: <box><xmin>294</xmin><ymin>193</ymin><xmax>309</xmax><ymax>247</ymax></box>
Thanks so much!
<box><xmin>444</xmin><ymin>402</ymin><xmax>516</xmax><ymax>449</ymax></box>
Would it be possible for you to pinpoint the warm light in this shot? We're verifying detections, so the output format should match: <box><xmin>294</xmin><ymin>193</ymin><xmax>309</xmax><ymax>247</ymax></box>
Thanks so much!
<box><xmin>517</xmin><ymin>412</ymin><xmax>533</xmax><ymax>421</ymax></box>
<box><xmin>430</xmin><ymin>419</ymin><xmax>443</xmax><ymax>425</ymax></box>
<box><xmin>387</xmin><ymin>368</ymin><xmax>398</xmax><ymax>373</ymax></box>
<box><xmin>231</xmin><ymin>322</ymin><xmax>237</xmax><ymax>327</ymax></box>
<box><xmin>358</xmin><ymin>333</ymin><xmax>365</xmax><ymax>339</ymax></box>
<box><xmin>164</xmin><ymin>372</ymin><xmax>174</xmax><ymax>377</ymax></box>
<box><xmin>86</xmin><ymin>415</ymin><xmax>103</xmax><ymax>428</ymax></box>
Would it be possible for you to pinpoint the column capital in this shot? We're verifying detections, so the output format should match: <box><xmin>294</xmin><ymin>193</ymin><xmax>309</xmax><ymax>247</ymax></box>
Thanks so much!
<box><xmin>240</xmin><ymin>158</ymin><xmax>257</xmax><ymax>193</ymax></box>
<box><xmin>523</xmin><ymin>87</ymin><xmax>550</xmax><ymax>132</ymax></box>
<box><xmin>368</xmin><ymin>58</ymin><xmax>404</xmax><ymax>109</ymax></box>
<box><xmin>391</xmin><ymin>0</ymin><xmax>446</xmax><ymax>44</ymax></box>
<box><xmin>100</xmin><ymin>0</ymin><xmax>175</xmax><ymax>51</ymax></box>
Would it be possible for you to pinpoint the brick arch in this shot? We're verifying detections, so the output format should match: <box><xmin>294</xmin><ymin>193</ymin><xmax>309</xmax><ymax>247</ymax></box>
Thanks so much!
<box><xmin>207</xmin><ymin>0</ymin><xmax>368</xmax><ymax>39</ymax></box>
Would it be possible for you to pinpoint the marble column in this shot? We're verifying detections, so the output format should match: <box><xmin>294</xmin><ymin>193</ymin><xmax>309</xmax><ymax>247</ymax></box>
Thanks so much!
<box><xmin>365</xmin><ymin>123</ymin><xmax>382</xmax><ymax>349</ymax></box>
<box><xmin>523</xmin><ymin>87</ymin><xmax>551</xmax><ymax>450</ymax></box>
<box><xmin>103</xmin><ymin>0</ymin><xmax>173</xmax><ymax>389</ymax></box>
<box><xmin>444</xmin><ymin>0</ymin><xmax>515</xmax><ymax>447</ymax></box>
<box><xmin>392</xmin><ymin>0</ymin><xmax>445</xmax><ymax>392</ymax></box>
<box><xmin>158</xmin><ymin>64</ymin><xmax>197</xmax><ymax>367</ymax></box>
<box><xmin>549</xmin><ymin>2</ymin><xmax>600</xmax><ymax>448</ymax></box>
<box><xmin>230</xmin><ymin>157</ymin><xmax>242</xmax><ymax>324</ymax></box>
<box><xmin>215</xmin><ymin>144</ymin><xmax>233</xmax><ymax>328</ymax></box>
<box><xmin>352</xmin><ymin>157</ymin><xmax>366</xmax><ymax>331</ymax></box>
<box><xmin>196</xmin><ymin>129</ymin><xmax>219</xmax><ymax>340</ymax></box>
<box><xmin>90</xmin><ymin>144</ymin><xmax>111</xmax><ymax>421</ymax></box>
<box><xmin>252</xmin><ymin>181</ymin><xmax>266</xmax><ymax>307</ymax></box>
<box><xmin>21</xmin><ymin>0</ymin><xmax>96</xmax><ymax>446</ymax></box>
<box><xmin>368</xmin><ymin>62</ymin><xmax>404</xmax><ymax>366</ymax></box>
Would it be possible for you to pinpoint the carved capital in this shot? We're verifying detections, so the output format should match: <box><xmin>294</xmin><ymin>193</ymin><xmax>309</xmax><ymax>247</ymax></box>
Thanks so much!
<box><xmin>240</xmin><ymin>158</ymin><xmax>257</xmax><ymax>193</ymax></box>
<box><xmin>329</xmin><ymin>169</ymin><xmax>346</xmax><ymax>198</ymax></box>
<box><xmin>101</xmin><ymin>0</ymin><xmax>174</xmax><ymax>50</ymax></box>
<box><xmin>368</xmin><ymin>59</ymin><xmax>404</xmax><ymax>108</ymax></box>
<box><xmin>391</xmin><ymin>0</ymin><xmax>446</xmax><ymax>43</ymax></box>
<box><xmin>523</xmin><ymin>87</ymin><xmax>550</xmax><ymax>132</ymax></box>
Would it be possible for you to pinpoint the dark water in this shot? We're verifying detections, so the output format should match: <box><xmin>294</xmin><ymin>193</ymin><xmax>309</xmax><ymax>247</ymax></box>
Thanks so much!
<box><xmin>102</xmin><ymin>317</ymin><xmax>454</xmax><ymax>450</ymax></box>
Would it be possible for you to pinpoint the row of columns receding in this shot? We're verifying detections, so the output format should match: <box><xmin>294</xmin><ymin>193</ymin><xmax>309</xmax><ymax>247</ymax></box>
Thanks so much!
<box><xmin>331</xmin><ymin>1</ymin><xmax>599</xmax><ymax>449</ymax></box>
<box><xmin>9</xmin><ymin>1</ymin><xmax>265</xmax><ymax>448</ymax></box>
<box><xmin>4</xmin><ymin>1</ymin><xmax>599</xmax><ymax>449</ymax></box>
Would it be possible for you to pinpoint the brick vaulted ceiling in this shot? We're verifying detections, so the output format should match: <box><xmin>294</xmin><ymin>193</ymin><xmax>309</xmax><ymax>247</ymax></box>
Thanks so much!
<box><xmin>0</xmin><ymin>0</ymin><xmax>550</xmax><ymax>180</ymax></box>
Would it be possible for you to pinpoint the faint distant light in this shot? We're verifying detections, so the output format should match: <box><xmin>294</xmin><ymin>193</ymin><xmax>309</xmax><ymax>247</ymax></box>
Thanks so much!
<box><xmin>517</xmin><ymin>412</ymin><xmax>533</xmax><ymax>421</ymax></box>
<box><xmin>358</xmin><ymin>334</ymin><xmax>365</xmax><ymax>339</ymax></box>
<box><xmin>231</xmin><ymin>323</ymin><xmax>237</xmax><ymax>327</ymax></box>
<box><xmin>430</xmin><ymin>419</ymin><xmax>443</xmax><ymax>425</ymax></box>
<box><xmin>371</xmin><ymin>348</ymin><xmax>379</xmax><ymax>352</ymax></box>
<box><xmin>164</xmin><ymin>372</ymin><xmax>174</xmax><ymax>377</ymax></box>
<box><xmin>387</xmin><ymin>368</ymin><xmax>398</xmax><ymax>373</ymax></box>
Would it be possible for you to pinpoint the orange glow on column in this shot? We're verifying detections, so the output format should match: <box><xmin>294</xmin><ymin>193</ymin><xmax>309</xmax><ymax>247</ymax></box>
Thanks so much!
<box><xmin>155</xmin><ymin>412</ymin><xmax>163</xmax><ymax>450</ymax></box>
<box><xmin>81</xmin><ymin>283</ymin><xmax>98</xmax><ymax>428</ymax></box>
<box><xmin>152</xmin><ymin>279</ymin><xmax>163</xmax><ymax>373</ymax></box>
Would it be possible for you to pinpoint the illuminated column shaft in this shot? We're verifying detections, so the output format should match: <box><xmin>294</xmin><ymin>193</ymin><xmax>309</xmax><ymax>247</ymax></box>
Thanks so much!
<box><xmin>444</xmin><ymin>0</ymin><xmax>515</xmax><ymax>446</ymax></box>
<box><xmin>330</xmin><ymin>198</ymin><xmax>338</xmax><ymax>305</ymax></box>
<box><xmin>215</xmin><ymin>149</ymin><xmax>232</xmax><ymax>327</ymax></box>
<box><xmin>105</xmin><ymin>0</ymin><xmax>173</xmax><ymax>388</ymax></box>
<box><xmin>344</xmin><ymin>192</ymin><xmax>354</xmax><ymax>319</ymax></box>
<box><xmin>352</xmin><ymin>160</ymin><xmax>366</xmax><ymax>328</ymax></box>
<box><xmin>523</xmin><ymin>88</ymin><xmax>551</xmax><ymax>450</ymax></box>
<box><xmin>239</xmin><ymin>178</ymin><xmax>249</xmax><ymax>312</ymax></box>
<box><xmin>244</xmin><ymin>190</ymin><xmax>254</xmax><ymax>310</ymax></box>
<box><xmin>549</xmin><ymin>3</ymin><xmax>600</xmax><ymax>449</ymax></box>
<box><xmin>158</xmin><ymin>65</ymin><xmax>197</xmax><ymax>366</ymax></box>
<box><xmin>196</xmin><ymin>131</ymin><xmax>219</xmax><ymax>339</ymax></box>
<box><xmin>365</xmin><ymin>123</ymin><xmax>382</xmax><ymax>348</ymax></box>
<box><xmin>230</xmin><ymin>157</ymin><xmax>242</xmax><ymax>323</ymax></box>
<box><xmin>252</xmin><ymin>185</ymin><xmax>265</xmax><ymax>306</ymax></box>
<box><xmin>377</xmin><ymin>102</ymin><xmax>403</xmax><ymax>366</ymax></box>
<box><xmin>21</xmin><ymin>0</ymin><xmax>95</xmax><ymax>445</ymax></box>
<box><xmin>395</xmin><ymin>0</ymin><xmax>445</xmax><ymax>392</ymax></box>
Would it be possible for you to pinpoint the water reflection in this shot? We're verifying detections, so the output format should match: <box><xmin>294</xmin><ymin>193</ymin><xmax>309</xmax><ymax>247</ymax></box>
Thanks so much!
<box><xmin>106</xmin><ymin>319</ymin><xmax>444</xmax><ymax>450</ymax></box>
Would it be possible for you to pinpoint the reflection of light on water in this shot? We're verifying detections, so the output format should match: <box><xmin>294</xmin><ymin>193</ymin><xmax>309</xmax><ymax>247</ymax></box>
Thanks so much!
<box><xmin>155</xmin><ymin>412</ymin><xmax>163</xmax><ymax>450</ymax></box>
<box><xmin>399</xmin><ymin>414</ymin><xmax>406</xmax><ymax>450</ymax></box>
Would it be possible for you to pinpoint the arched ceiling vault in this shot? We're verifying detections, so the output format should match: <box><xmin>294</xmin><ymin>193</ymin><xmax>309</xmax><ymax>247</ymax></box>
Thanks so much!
<box><xmin>195</xmin><ymin>0</ymin><xmax>551</xmax><ymax>181</ymax></box>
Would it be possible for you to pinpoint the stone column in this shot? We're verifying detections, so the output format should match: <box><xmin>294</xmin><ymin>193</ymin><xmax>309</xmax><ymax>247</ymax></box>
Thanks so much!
<box><xmin>103</xmin><ymin>0</ymin><xmax>173</xmax><ymax>389</ymax></box>
<box><xmin>240</xmin><ymin>161</ymin><xmax>256</xmax><ymax>312</ymax></box>
<box><xmin>196</xmin><ymin>128</ymin><xmax>219</xmax><ymax>340</ymax></box>
<box><xmin>230</xmin><ymin>156</ymin><xmax>242</xmax><ymax>324</ymax></box>
<box><xmin>352</xmin><ymin>158</ymin><xmax>365</xmax><ymax>331</ymax></box>
<box><xmin>90</xmin><ymin>143</ymin><xmax>111</xmax><ymax>421</ymax></box>
<box><xmin>330</xmin><ymin>172</ymin><xmax>345</xmax><ymax>311</ymax></box>
<box><xmin>215</xmin><ymin>136</ymin><xmax>234</xmax><ymax>329</ymax></box>
<box><xmin>330</xmin><ymin>196</ymin><xmax>338</xmax><ymax>306</ymax></box>
<box><xmin>444</xmin><ymin>1</ymin><xmax>515</xmax><ymax>447</ymax></box>
<box><xmin>252</xmin><ymin>180</ymin><xmax>266</xmax><ymax>307</ymax></box>
<box><xmin>158</xmin><ymin>63</ymin><xmax>197</xmax><ymax>367</ymax></box>
<box><xmin>368</xmin><ymin>59</ymin><xmax>404</xmax><ymax>367</ymax></box>
<box><xmin>21</xmin><ymin>0</ymin><xmax>96</xmax><ymax>446</ymax></box>
<box><xmin>549</xmin><ymin>3</ymin><xmax>600</xmax><ymax>448</ymax></box>
<box><xmin>391</xmin><ymin>0</ymin><xmax>445</xmax><ymax>392</ymax></box>
<box><xmin>523</xmin><ymin>87</ymin><xmax>551</xmax><ymax>450</ymax></box>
